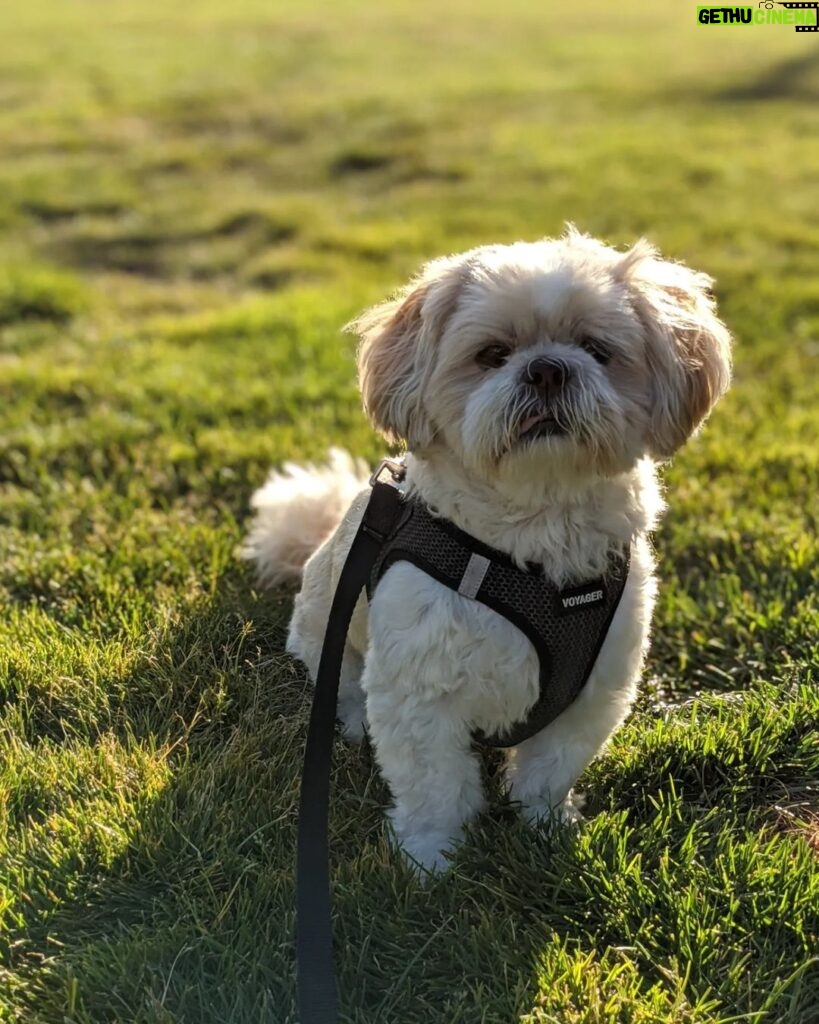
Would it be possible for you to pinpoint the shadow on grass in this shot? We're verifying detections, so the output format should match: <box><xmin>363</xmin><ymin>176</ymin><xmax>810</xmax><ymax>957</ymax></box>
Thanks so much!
<box><xmin>5</xmin><ymin>570</ymin><xmax>304</xmax><ymax>1019</ymax></box>
<box><xmin>718</xmin><ymin>44</ymin><xmax>819</xmax><ymax>101</ymax></box>
<box><xmin>6</xmin><ymin>571</ymin><xmax>817</xmax><ymax>1022</ymax></box>
<box><xmin>0</xmin><ymin>570</ymin><xmax>592</xmax><ymax>1022</ymax></box>
<box><xmin>48</xmin><ymin>214</ymin><xmax>296</xmax><ymax>280</ymax></box>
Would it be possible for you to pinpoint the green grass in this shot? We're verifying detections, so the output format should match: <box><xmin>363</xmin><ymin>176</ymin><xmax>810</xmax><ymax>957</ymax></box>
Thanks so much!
<box><xmin>0</xmin><ymin>1</ymin><xmax>818</xmax><ymax>1020</ymax></box>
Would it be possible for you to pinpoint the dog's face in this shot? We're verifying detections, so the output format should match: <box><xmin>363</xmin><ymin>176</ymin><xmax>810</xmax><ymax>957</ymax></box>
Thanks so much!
<box><xmin>351</xmin><ymin>231</ymin><xmax>732</xmax><ymax>483</ymax></box>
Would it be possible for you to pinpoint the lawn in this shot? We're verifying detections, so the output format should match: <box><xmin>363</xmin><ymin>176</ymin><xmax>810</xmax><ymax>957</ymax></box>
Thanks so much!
<box><xmin>0</xmin><ymin>1</ymin><xmax>817</xmax><ymax>1021</ymax></box>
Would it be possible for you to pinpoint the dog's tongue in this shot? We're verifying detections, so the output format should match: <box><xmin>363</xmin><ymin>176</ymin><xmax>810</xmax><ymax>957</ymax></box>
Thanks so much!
<box><xmin>520</xmin><ymin>413</ymin><xmax>548</xmax><ymax>434</ymax></box>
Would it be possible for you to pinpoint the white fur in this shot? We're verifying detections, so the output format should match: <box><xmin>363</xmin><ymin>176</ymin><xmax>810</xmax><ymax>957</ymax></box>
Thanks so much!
<box><xmin>241</xmin><ymin>447</ymin><xmax>369</xmax><ymax>586</ymax></box>
<box><xmin>244</xmin><ymin>231</ymin><xmax>732</xmax><ymax>873</ymax></box>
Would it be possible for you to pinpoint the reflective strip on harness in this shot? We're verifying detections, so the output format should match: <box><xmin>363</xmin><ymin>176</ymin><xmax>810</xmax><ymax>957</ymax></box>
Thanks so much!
<box><xmin>458</xmin><ymin>553</ymin><xmax>491</xmax><ymax>598</ymax></box>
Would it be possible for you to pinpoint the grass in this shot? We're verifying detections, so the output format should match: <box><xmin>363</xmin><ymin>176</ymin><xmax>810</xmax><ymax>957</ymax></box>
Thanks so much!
<box><xmin>0</xmin><ymin>0</ymin><xmax>817</xmax><ymax>1020</ymax></box>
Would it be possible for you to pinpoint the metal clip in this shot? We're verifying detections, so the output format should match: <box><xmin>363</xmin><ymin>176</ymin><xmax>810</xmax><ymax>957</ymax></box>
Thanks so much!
<box><xmin>369</xmin><ymin>458</ymin><xmax>407</xmax><ymax>488</ymax></box>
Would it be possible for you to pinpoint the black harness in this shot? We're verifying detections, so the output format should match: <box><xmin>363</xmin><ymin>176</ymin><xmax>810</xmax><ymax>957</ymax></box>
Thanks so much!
<box><xmin>296</xmin><ymin>461</ymin><xmax>631</xmax><ymax>1022</ymax></box>
<box><xmin>367</xmin><ymin>487</ymin><xmax>630</xmax><ymax>748</ymax></box>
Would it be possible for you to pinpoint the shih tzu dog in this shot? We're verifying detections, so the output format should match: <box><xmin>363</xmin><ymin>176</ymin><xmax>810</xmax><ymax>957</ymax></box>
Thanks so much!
<box><xmin>243</xmin><ymin>229</ymin><xmax>732</xmax><ymax>872</ymax></box>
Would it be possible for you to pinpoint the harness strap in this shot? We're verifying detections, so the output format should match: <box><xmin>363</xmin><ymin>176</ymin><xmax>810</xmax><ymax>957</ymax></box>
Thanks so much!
<box><xmin>368</xmin><ymin>497</ymin><xmax>631</xmax><ymax>748</ymax></box>
<box><xmin>296</xmin><ymin>477</ymin><xmax>404</xmax><ymax>1024</ymax></box>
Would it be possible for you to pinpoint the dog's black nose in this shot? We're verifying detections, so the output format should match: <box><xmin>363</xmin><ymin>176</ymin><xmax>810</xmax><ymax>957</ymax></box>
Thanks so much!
<box><xmin>525</xmin><ymin>358</ymin><xmax>571</xmax><ymax>394</ymax></box>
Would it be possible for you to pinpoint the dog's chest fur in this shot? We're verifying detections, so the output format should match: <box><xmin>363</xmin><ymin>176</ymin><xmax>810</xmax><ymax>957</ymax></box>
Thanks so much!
<box><xmin>361</xmin><ymin>560</ymin><xmax>542</xmax><ymax>734</ymax></box>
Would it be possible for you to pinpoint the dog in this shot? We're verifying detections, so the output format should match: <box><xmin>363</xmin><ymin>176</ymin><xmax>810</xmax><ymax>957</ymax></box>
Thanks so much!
<box><xmin>243</xmin><ymin>228</ymin><xmax>732</xmax><ymax>872</ymax></box>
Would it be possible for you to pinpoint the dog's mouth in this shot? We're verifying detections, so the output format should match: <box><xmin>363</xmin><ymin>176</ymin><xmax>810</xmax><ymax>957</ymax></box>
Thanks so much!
<box><xmin>518</xmin><ymin>411</ymin><xmax>568</xmax><ymax>441</ymax></box>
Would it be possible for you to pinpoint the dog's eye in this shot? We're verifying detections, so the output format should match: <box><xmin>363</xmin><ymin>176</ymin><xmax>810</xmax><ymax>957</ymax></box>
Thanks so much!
<box><xmin>579</xmin><ymin>337</ymin><xmax>612</xmax><ymax>365</ymax></box>
<box><xmin>476</xmin><ymin>343</ymin><xmax>511</xmax><ymax>369</ymax></box>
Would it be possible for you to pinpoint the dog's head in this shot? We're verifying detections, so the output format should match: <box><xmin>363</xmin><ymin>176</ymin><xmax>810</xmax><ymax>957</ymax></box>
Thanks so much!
<box><xmin>349</xmin><ymin>229</ymin><xmax>732</xmax><ymax>483</ymax></box>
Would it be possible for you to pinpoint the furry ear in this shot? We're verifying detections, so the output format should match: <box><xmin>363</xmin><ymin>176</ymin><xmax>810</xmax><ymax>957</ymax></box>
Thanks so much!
<box><xmin>618</xmin><ymin>243</ymin><xmax>732</xmax><ymax>459</ymax></box>
<box><xmin>348</xmin><ymin>256</ymin><xmax>464</xmax><ymax>447</ymax></box>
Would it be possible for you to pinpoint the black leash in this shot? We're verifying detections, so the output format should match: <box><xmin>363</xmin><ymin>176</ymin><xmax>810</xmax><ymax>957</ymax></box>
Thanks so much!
<box><xmin>296</xmin><ymin>462</ymin><xmax>405</xmax><ymax>1024</ymax></box>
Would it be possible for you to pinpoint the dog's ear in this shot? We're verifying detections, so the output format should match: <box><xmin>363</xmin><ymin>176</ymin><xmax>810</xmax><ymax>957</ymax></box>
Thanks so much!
<box><xmin>616</xmin><ymin>242</ymin><xmax>732</xmax><ymax>459</ymax></box>
<box><xmin>348</xmin><ymin>256</ymin><xmax>464</xmax><ymax>447</ymax></box>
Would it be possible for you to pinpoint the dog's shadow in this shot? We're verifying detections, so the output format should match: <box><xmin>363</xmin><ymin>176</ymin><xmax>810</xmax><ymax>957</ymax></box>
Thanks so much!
<box><xmin>10</xmin><ymin>566</ymin><xmax>799</xmax><ymax>1023</ymax></box>
<box><xmin>7</xmin><ymin>570</ymin><xmax>307</xmax><ymax>1021</ymax></box>
<box><xmin>8</xmin><ymin>563</ymin><xmax>600</xmax><ymax>1022</ymax></box>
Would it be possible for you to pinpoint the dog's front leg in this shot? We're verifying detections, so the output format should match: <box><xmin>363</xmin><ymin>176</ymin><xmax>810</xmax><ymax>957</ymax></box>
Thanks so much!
<box><xmin>336</xmin><ymin>645</ymin><xmax>367</xmax><ymax>742</ymax></box>
<box><xmin>363</xmin><ymin>663</ymin><xmax>485</xmax><ymax>874</ymax></box>
<box><xmin>504</xmin><ymin>679</ymin><xmax>634</xmax><ymax>826</ymax></box>
<box><xmin>503</xmin><ymin>715</ymin><xmax>594</xmax><ymax>827</ymax></box>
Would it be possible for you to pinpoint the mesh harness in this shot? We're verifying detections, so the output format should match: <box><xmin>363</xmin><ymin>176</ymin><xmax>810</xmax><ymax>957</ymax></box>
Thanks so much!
<box><xmin>367</xmin><ymin>486</ymin><xmax>631</xmax><ymax>748</ymax></box>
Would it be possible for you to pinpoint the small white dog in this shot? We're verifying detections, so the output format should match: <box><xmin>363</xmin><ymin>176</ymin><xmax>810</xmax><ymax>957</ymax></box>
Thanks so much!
<box><xmin>244</xmin><ymin>229</ymin><xmax>732</xmax><ymax>872</ymax></box>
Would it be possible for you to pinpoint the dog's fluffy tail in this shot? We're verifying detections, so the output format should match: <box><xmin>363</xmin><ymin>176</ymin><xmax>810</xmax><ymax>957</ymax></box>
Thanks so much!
<box><xmin>242</xmin><ymin>448</ymin><xmax>371</xmax><ymax>586</ymax></box>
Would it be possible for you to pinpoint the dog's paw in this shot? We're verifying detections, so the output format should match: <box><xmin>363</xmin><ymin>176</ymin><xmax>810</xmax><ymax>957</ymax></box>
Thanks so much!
<box><xmin>520</xmin><ymin>790</ymin><xmax>586</xmax><ymax>829</ymax></box>
<box><xmin>394</xmin><ymin>828</ymin><xmax>461</xmax><ymax>878</ymax></box>
<box><xmin>337</xmin><ymin>691</ymin><xmax>368</xmax><ymax>744</ymax></box>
